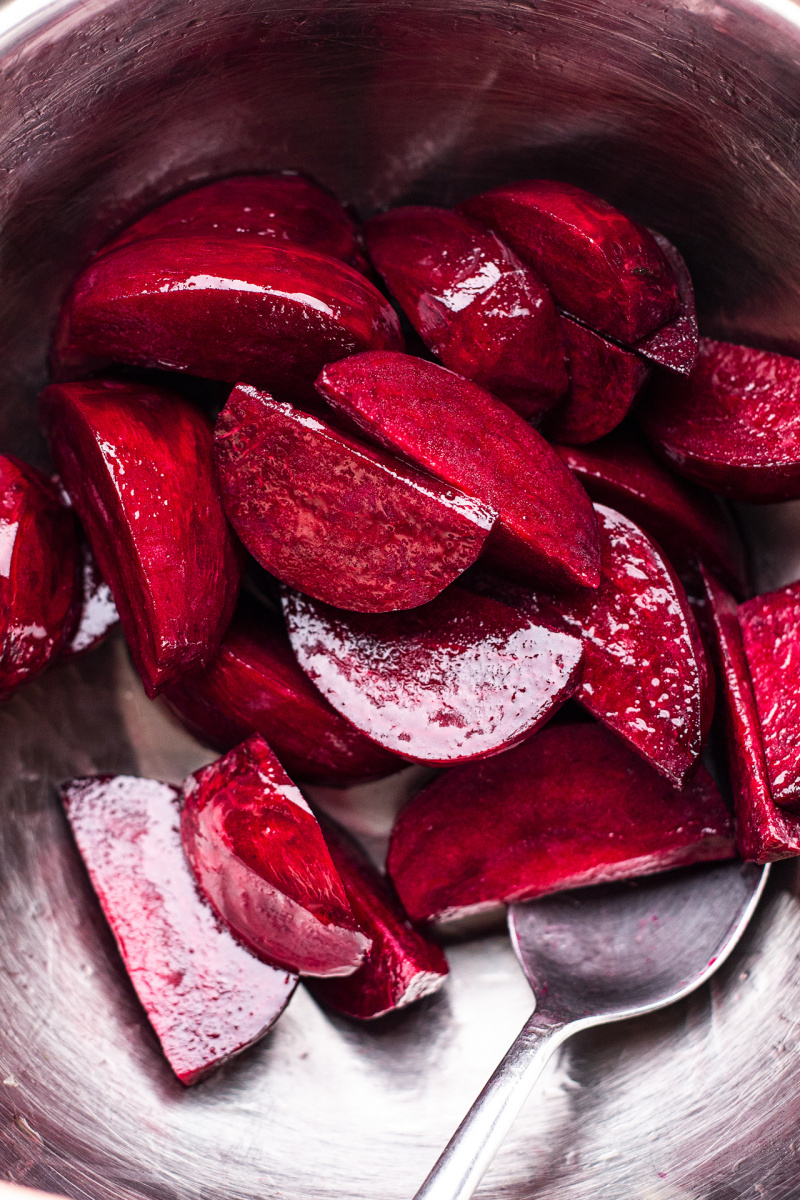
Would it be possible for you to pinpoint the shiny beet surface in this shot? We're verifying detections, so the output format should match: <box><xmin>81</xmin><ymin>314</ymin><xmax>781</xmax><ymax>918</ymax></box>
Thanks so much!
<box><xmin>52</xmin><ymin>235</ymin><xmax>402</xmax><ymax>400</ymax></box>
<box><xmin>214</xmin><ymin>384</ymin><xmax>495</xmax><ymax>612</ymax></box>
<box><xmin>307</xmin><ymin>818</ymin><xmax>448</xmax><ymax>1020</ymax></box>
<box><xmin>282</xmin><ymin>585</ymin><xmax>584</xmax><ymax>766</ymax></box>
<box><xmin>164</xmin><ymin>604</ymin><xmax>403</xmax><ymax>783</ymax></box>
<box><xmin>315</xmin><ymin>352</ymin><xmax>600</xmax><ymax>591</ymax></box>
<box><xmin>63</xmin><ymin>774</ymin><xmax>297</xmax><ymax>1084</ymax></box>
<box><xmin>39</xmin><ymin>379</ymin><xmax>241</xmax><ymax>697</ymax></box>
<box><xmin>460</xmin><ymin>180</ymin><xmax>680</xmax><ymax>346</ymax></box>
<box><xmin>386</xmin><ymin>722</ymin><xmax>734</xmax><ymax>924</ymax></box>
<box><xmin>62</xmin><ymin>535</ymin><xmax>120</xmax><ymax>657</ymax></box>
<box><xmin>638</xmin><ymin>338</ymin><xmax>800</xmax><ymax>501</ymax></box>
<box><xmin>365</xmin><ymin>206</ymin><xmax>567</xmax><ymax>418</ymax></box>
<box><xmin>633</xmin><ymin>231</ymin><xmax>698</xmax><ymax>375</ymax></box>
<box><xmin>0</xmin><ymin>456</ymin><xmax>78</xmax><ymax>699</ymax></box>
<box><xmin>181</xmin><ymin>734</ymin><xmax>371</xmax><ymax>976</ymax></box>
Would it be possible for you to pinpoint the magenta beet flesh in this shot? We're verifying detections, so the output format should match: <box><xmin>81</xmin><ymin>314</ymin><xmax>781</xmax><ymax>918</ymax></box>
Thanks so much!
<box><xmin>460</xmin><ymin>180</ymin><xmax>680</xmax><ymax>346</ymax></box>
<box><xmin>214</xmin><ymin>384</ymin><xmax>495</xmax><ymax>612</ymax></box>
<box><xmin>387</xmin><ymin>722</ymin><xmax>734</xmax><ymax>924</ymax></box>
<box><xmin>39</xmin><ymin>379</ymin><xmax>241</xmax><ymax>697</ymax></box>
<box><xmin>633</xmin><ymin>231</ymin><xmax>698</xmax><ymax>375</ymax></box>
<box><xmin>365</xmin><ymin>206</ymin><xmax>567</xmax><ymax>418</ymax></box>
<box><xmin>283</xmin><ymin>585</ymin><xmax>584</xmax><ymax>766</ymax></box>
<box><xmin>316</xmin><ymin>352</ymin><xmax>599</xmax><ymax>591</ymax></box>
<box><xmin>308</xmin><ymin>818</ymin><xmax>448</xmax><ymax>1019</ymax></box>
<box><xmin>62</xmin><ymin>535</ymin><xmax>120</xmax><ymax>658</ymax></box>
<box><xmin>63</xmin><ymin>774</ymin><xmax>297</xmax><ymax>1084</ymax></box>
<box><xmin>181</xmin><ymin>734</ymin><xmax>371</xmax><ymax>976</ymax></box>
<box><xmin>164</xmin><ymin>605</ymin><xmax>403</xmax><ymax>783</ymax></box>
<box><xmin>638</xmin><ymin>338</ymin><xmax>800</xmax><ymax>501</ymax></box>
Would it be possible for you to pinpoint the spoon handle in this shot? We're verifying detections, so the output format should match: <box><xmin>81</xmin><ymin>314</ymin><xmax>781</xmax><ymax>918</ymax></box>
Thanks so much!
<box><xmin>412</xmin><ymin>1008</ymin><xmax>571</xmax><ymax>1200</ymax></box>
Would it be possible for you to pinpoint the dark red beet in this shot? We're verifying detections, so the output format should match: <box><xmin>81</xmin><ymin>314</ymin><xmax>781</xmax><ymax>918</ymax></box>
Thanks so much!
<box><xmin>181</xmin><ymin>734</ymin><xmax>371</xmax><ymax>976</ymax></box>
<box><xmin>633</xmin><ymin>231</ymin><xmax>698</xmax><ymax>375</ymax></box>
<box><xmin>61</xmin><ymin>535</ymin><xmax>119</xmax><ymax>658</ymax></box>
<box><xmin>386</xmin><ymin>722</ymin><xmax>734</xmax><ymax>924</ymax></box>
<box><xmin>283</xmin><ymin>585</ymin><xmax>583</xmax><ymax>766</ymax></box>
<box><xmin>214</xmin><ymin>384</ymin><xmax>495</xmax><ymax>612</ymax></box>
<box><xmin>460</xmin><ymin>180</ymin><xmax>680</xmax><ymax>346</ymax></box>
<box><xmin>62</xmin><ymin>774</ymin><xmax>297</xmax><ymax>1084</ymax></box>
<box><xmin>365</xmin><ymin>206</ymin><xmax>567</xmax><ymax>418</ymax></box>
<box><xmin>39</xmin><ymin>379</ymin><xmax>241</xmax><ymax>697</ymax></box>
<box><xmin>163</xmin><ymin>605</ymin><xmax>404</xmax><ymax>784</ymax></box>
<box><xmin>315</xmin><ymin>352</ymin><xmax>600</xmax><ymax>591</ymax></box>
<box><xmin>307</xmin><ymin>818</ymin><xmax>448</xmax><ymax>1019</ymax></box>
<box><xmin>638</xmin><ymin>338</ymin><xmax>800</xmax><ymax>501</ymax></box>
<box><xmin>52</xmin><ymin>236</ymin><xmax>402</xmax><ymax>400</ymax></box>
<box><xmin>0</xmin><ymin>456</ymin><xmax>78</xmax><ymax>699</ymax></box>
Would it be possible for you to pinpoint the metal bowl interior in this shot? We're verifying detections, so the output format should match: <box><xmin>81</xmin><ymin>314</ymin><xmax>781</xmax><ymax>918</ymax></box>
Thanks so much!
<box><xmin>2</xmin><ymin>0</ymin><xmax>800</xmax><ymax>1195</ymax></box>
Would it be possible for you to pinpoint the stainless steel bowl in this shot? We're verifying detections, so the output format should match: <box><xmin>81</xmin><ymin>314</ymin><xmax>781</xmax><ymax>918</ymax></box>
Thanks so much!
<box><xmin>2</xmin><ymin>0</ymin><xmax>800</xmax><ymax>1195</ymax></box>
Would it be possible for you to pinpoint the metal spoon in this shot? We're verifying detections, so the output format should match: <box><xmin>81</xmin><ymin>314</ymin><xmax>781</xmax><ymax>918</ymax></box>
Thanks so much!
<box><xmin>413</xmin><ymin>858</ymin><xmax>770</xmax><ymax>1200</ymax></box>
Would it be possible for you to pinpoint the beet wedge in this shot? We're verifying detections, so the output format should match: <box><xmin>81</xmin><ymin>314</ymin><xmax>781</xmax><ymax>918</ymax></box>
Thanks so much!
<box><xmin>316</xmin><ymin>352</ymin><xmax>600</xmax><ymax>591</ymax></box>
<box><xmin>633</xmin><ymin>231</ymin><xmax>698</xmax><ymax>375</ymax></box>
<box><xmin>62</xmin><ymin>534</ymin><xmax>119</xmax><ymax>658</ymax></box>
<box><xmin>214</xmin><ymin>384</ymin><xmax>495</xmax><ymax>612</ymax></box>
<box><xmin>52</xmin><ymin>236</ymin><xmax>402</xmax><ymax>400</ymax></box>
<box><xmin>181</xmin><ymin>734</ymin><xmax>371</xmax><ymax>976</ymax></box>
<box><xmin>164</xmin><ymin>604</ymin><xmax>404</xmax><ymax>784</ymax></box>
<box><xmin>386</xmin><ymin>722</ymin><xmax>734</xmax><ymax>924</ymax></box>
<box><xmin>283</xmin><ymin>585</ymin><xmax>583</xmax><ymax>766</ymax></box>
<box><xmin>460</xmin><ymin>180</ymin><xmax>680</xmax><ymax>346</ymax></box>
<box><xmin>307</xmin><ymin>817</ymin><xmax>448</xmax><ymax>1019</ymax></box>
<box><xmin>39</xmin><ymin>379</ymin><xmax>241</xmax><ymax>697</ymax></box>
<box><xmin>0</xmin><ymin>456</ymin><xmax>78</xmax><ymax>699</ymax></box>
<box><xmin>365</xmin><ymin>206</ymin><xmax>567</xmax><ymax>418</ymax></box>
<box><xmin>638</xmin><ymin>338</ymin><xmax>800</xmax><ymax>502</ymax></box>
<box><xmin>63</xmin><ymin>774</ymin><xmax>297</xmax><ymax>1084</ymax></box>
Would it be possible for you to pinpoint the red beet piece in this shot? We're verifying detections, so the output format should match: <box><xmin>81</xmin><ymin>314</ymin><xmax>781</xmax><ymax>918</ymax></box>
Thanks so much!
<box><xmin>181</xmin><ymin>734</ymin><xmax>371</xmax><ymax>976</ymax></box>
<box><xmin>164</xmin><ymin>605</ymin><xmax>404</xmax><ymax>784</ymax></box>
<box><xmin>283</xmin><ymin>585</ymin><xmax>583</xmax><ymax>766</ymax></box>
<box><xmin>214</xmin><ymin>384</ymin><xmax>495</xmax><ymax>612</ymax></box>
<box><xmin>61</xmin><ymin>535</ymin><xmax>119</xmax><ymax>657</ymax></box>
<box><xmin>698</xmin><ymin>565</ymin><xmax>800</xmax><ymax>861</ymax></box>
<box><xmin>316</xmin><ymin>352</ymin><xmax>599</xmax><ymax>591</ymax></box>
<box><xmin>365</xmin><ymin>206</ymin><xmax>567</xmax><ymax>418</ymax></box>
<box><xmin>39</xmin><ymin>379</ymin><xmax>241</xmax><ymax>697</ymax></box>
<box><xmin>638</xmin><ymin>338</ymin><xmax>800</xmax><ymax>502</ymax></box>
<box><xmin>52</xmin><ymin>236</ymin><xmax>402</xmax><ymax>400</ymax></box>
<box><xmin>542</xmin><ymin>315</ymin><xmax>650</xmax><ymax>444</ymax></box>
<box><xmin>307</xmin><ymin>818</ymin><xmax>448</xmax><ymax>1019</ymax></box>
<box><xmin>63</xmin><ymin>774</ymin><xmax>297</xmax><ymax>1084</ymax></box>
<box><xmin>386</xmin><ymin>722</ymin><xmax>734</xmax><ymax>924</ymax></box>
<box><xmin>632</xmin><ymin>231</ymin><xmax>698</xmax><ymax>375</ymax></box>
<box><xmin>460</xmin><ymin>180</ymin><xmax>680</xmax><ymax>346</ymax></box>
<box><xmin>0</xmin><ymin>456</ymin><xmax>78</xmax><ymax>699</ymax></box>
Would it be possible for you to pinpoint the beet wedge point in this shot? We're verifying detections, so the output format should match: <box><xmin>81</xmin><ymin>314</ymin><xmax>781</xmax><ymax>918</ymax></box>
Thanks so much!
<box><xmin>632</xmin><ymin>230</ymin><xmax>698</xmax><ymax>375</ymax></box>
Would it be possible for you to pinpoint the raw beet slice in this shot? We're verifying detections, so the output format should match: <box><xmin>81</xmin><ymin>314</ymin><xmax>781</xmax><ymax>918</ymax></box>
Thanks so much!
<box><xmin>0</xmin><ymin>455</ymin><xmax>78</xmax><ymax>699</ymax></box>
<box><xmin>181</xmin><ymin>734</ymin><xmax>371</xmax><ymax>976</ymax></box>
<box><xmin>460</xmin><ymin>180</ymin><xmax>680</xmax><ymax>346</ymax></box>
<box><xmin>63</xmin><ymin>774</ymin><xmax>296</xmax><ymax>1084</ymax></box>
<box><xmin>315</xmin><ymin>352</ymin><xmax>600</xmax><ymax>591</ymax></box>
<box><xmin>698</xmin><ymin>565</ymin><xmax>800</xmax><ymax>861</ymax></box>
<box><xmin>541</xmin><ymin>315</ymin><xmax>650</xmax><ymax>444</ymax></box>
<box><xmin>283</xmin><ymin>585</ymin><xmax>584</xmax><ymax>766</ymax></box>
<box><xmin>386</xmin><ymin>722</ymin><xmax>734</xmax><ymax>924</ymax></box>
<box><xmin>214</xmin><ymin>384</ymin><xmax>495</xmax><ymax>612</ymax></box>
<box><xmin>632</xmin><ymin>231</ymin><xmax>698</xmax><ymax>375</ymax></box>
<box><xmin>163</xmin><ymin>604</ymin><xmax>404</xmax><ymax>784</ymax></box>
<box><xmin>62</xmin><ymin>535</ymin><xmax>119</xmax><ymax>657</ymax></box>
<box><xmin>365</xmin><ymin>206</ymin><xmax>567</xmax><ymax>418</ymax></box>
<box><xmin>52</xmin><ymin>236</ymin><xmax>402</xmax><ymax>400</ymax></box>
<box><xmin>638</xmin><ymin>338</ymin><xmax>800</xmax><ymax>501</ymax></box>
<box><xmin>39</xmin><ymin>379</ymin><xmax>241</xmax><ymax>697</ymax></box>
<box><xmin>307</xmin><ymin>818</ymin><xmax>448</xmax><ymax>1019</ymax></box>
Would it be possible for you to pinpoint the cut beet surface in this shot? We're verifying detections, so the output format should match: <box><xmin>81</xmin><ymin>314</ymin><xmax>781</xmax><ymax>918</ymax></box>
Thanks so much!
<box><xmin>638</xmin><ymin>337</ymin><xmax>800</xmax><ymax>502</ymax></box>
<box><xmin>62</xmin><ymin>774</ymin><xmax>297</xmax><ymax>1084</ymax></box>
<box><xmin>632</xmin><ymin>231</ymin><xmax>698</xmax><ymax>375</ymax></box>
<box><xmin>61</xmin><ymin>535</ymin><xmax>120</xmax><ymax>658</ymax></box>
<box><xmin>214</xmin><ymin>384</ymin><xmax>495</xmax><ymax>612</ymax></box>
<box><xmin>365</xmin><ymin>205</ymin><xmax>567</xmax><ymax>418</ymax></box>
<box><xmin>460</xmin><ymin>179</ymin><xmax>680</xmax><ymax>346</ymax></box>
<box><xmin>39</xmin><ymin>379</ymin><xmax>241</xmax><ymax>697</ymax></box>
<box><xmin>316</xmin><ymin>352</ymin><xmax>599</xmax><ymax>591</ymax></box>
<box><xmin>283</xmin><ymin>585</ymin><xmax>583</xmax><ymax>766</ymax></box>
<box><xmin>386</xmin><ymin>721</ymin><xmax>734</xmax><ymax>924</ymax></box>
<box><xmin>181</xmin><ymin>734</ymin><xmax>371</xmax><ymax>976</ymax></box>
